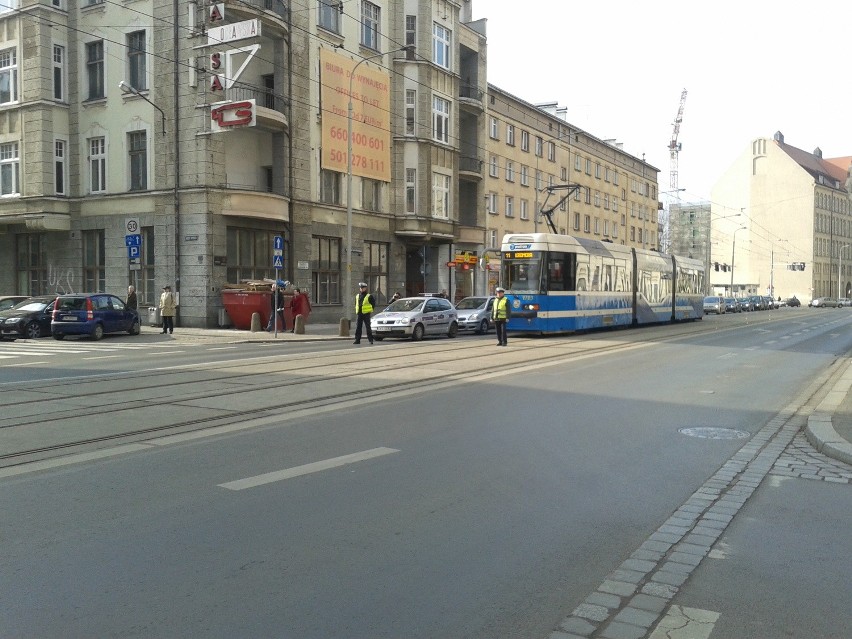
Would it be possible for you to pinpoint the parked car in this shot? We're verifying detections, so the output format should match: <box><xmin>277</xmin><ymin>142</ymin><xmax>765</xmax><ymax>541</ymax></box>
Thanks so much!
<box><xmin>0</xmin><ymin>296</ymin><xmax>56</xmax><ymax>340</ymax></box>
<box><xmin>809</xmin><ymin>297</ymin><xmax>838</xmax><ymax>308</ymax></box>
<box><xmin>723</xmin><ymin>297</ymin><xmax>740</xmax><ymax>313</ymax></box>
<box><xmin>786</xmin><ymin>297</ymin><xmax>801</xmax><ymax>307</ymax></box>
<box><xmin>370</xmin><ymin>296</ymin><xmax>458</xmax><ymax>341</ymax></box>
<box><xmin>739</xmin><ymin>297</ymin><xmax>755</xmax><ymax>312</ymax></box>
<box><xmin>51</xmin><ymin>293</ymin><xmax>141</xmax><ymax>340</ymax></box>
<box><xmin>703</xmin><ymin>296</ymin><xmax>725</xmax><ymax>314</ymax></box>
<box><xmin>837</xmin><ymin>298</ymin><xmax>851</xmax><ymax>308</ymax></box>
<box><xmin>750</xmin><ymin>295</ymin><xmax>766</xmax><ymax>311</ymax></box>
<box><xmin>763</xmin><ymin>296</ymin><xmax>778</xmax><ymax>310</ymax></box>
<box><xmin>0</xmin><ymin>295</ymin><xmax>30</xmax><ymax>312</ymax></box>
<box><xmin>454</xmin><ymin>295</ymin><xmax>495</xmax><ymax>334</ymax></box>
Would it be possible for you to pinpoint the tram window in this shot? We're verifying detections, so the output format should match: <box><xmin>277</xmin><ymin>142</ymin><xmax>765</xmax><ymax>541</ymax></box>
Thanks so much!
<box><xmin>547</xmin><ymin>252</ymin><xmax>576</xmax><ymax>291</ymax></box>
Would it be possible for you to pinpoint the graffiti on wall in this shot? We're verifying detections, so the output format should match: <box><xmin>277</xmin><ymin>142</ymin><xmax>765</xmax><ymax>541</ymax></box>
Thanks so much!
<box><xmin>48</xmin><ymin>264</ymin><xmax>76</xmax><ymax>294</ymax></box>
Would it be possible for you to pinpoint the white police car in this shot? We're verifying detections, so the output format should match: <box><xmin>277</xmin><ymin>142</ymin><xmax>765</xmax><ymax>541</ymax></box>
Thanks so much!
<box><xmin>371</xmin><ymin>296</ymin><xmax>458</xmax><ymax>341</ymax></box>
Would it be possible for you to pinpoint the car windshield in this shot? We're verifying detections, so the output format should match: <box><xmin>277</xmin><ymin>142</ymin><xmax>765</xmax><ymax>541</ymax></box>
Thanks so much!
<box><xmin>385</xmin><ymin>299</ymin><xmax>424</xmax><ymax>313</ymax></box>
<box><xmin>455</xmin><ymin>297</ymin><xmax>486</xmax><ymax>310</ymax></box>
<box><xmin>12</xmin><ymin>301</ymin><xmax>49</xmax><ymax>312</ymax></box>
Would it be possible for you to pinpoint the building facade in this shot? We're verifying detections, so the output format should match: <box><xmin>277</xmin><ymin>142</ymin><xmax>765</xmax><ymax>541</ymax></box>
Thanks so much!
<box><xmin>710</xmin><ymin>132</ymin><xmax>852</xmax><ymax>302</ymax></box>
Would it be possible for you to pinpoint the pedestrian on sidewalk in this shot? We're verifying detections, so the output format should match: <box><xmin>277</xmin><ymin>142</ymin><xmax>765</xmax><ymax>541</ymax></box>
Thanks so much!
<box><xmin>126</xmin><ymin>285</ymin><xmax>137</xmax><ymax>311</ymax></box>
<box><xmin>159</xmin><ymin>285</ymin><xmax>176</xmax><ymax>334</ymax></box>
<box><xmin>267</xmin><ymin>282</ymin><xmax>285</xmax><ymax>332</ymax></box>
<box><xmin>353</xmin><ymin>282</ymin><xmax>375</xmax><ymax>345</ymax></box>
<box><xmin>289</xmin><ymin>288</ymin><xmax>312</xmax><ymax>332</ymax></box>
<box><xmin>492</xmin><ymin>287</ymin><xmax>511</xmax><ymax>346</ymax></box>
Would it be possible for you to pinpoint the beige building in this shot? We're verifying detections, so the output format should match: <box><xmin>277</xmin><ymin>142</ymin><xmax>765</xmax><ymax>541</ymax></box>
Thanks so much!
<box><xmin>484</xmin><ymin>87</ymin><xmax>661</xmax><ymax>254</ymax></box>
<box><xmin>710</xmin><ymin>132</ymin><xmax>852</xmax><ymax>302</ymax></box>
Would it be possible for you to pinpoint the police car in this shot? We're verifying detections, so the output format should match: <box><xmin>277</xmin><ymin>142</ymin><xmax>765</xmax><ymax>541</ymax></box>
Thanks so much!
<box><xmin>371</xmin><ymin>296</ymin><xmax>458</xmax><ymax>341</ymax></box>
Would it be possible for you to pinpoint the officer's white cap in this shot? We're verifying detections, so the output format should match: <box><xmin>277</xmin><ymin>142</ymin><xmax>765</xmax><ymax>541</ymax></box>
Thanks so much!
<box><xmin>358</xmin><ymin>282</ymin><xmax>367</xmax><ymax>287</ymax></box>
<box><xmin>495</xmin><ymin>287</ymin><xmax>505</xmax><ymax>292</ymax></box>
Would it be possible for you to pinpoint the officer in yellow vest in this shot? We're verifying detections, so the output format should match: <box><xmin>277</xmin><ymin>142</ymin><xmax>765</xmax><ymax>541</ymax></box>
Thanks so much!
<box><xmin>491</xmin><ymin>287</ymin><xmax>511</xmax><ymax>346</ymax></box>
<box><xmin>354</xmin><ymin>282</ymin><xmax>375</xmax><ymax>344</ymax></box>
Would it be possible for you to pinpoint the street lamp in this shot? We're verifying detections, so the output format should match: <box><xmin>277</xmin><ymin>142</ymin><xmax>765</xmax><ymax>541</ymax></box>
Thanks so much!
<box><xmin>119</xmin><ymin>81</ymin><xmax>166</xmax><ymax>135</ymax></box>
<box><xmin>730</xmin><ymin>226</ymin><xmax>747</xmax><ymax>295</ymax></box>
<box><xmin>839</xmin><ymin>244</ymin><xmax>850</xmax><ymax>300</ymax></box>
<box><xmin>345</xmin><ymin>47</ymin><xmax>408</xmax><ymax>316</ymax></box>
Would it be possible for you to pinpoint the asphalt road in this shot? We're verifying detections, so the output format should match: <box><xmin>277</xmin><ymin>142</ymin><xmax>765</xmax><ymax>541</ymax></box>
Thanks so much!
<box><xmin>1</xmin><ymin>310</ymin><xmax>850</xmax><ymax>638</ymax></box>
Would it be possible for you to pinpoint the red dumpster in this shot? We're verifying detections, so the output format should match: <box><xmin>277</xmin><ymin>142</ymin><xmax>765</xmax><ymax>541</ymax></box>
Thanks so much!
<box><xmin>221</xmin><ymin>289</ymin><xmax>293</xmax><ymax>330</ymax></box>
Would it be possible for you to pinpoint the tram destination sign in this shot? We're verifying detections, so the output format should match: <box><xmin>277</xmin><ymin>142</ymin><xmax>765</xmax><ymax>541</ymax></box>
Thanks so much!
<box><xmin>505</xmin><ymin>251</ymin><xmax>534</xmax><ymax>258</ymax></box>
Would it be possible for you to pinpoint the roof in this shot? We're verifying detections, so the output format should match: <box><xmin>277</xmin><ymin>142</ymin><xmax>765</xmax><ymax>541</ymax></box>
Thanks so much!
<box><xmin>774</xmin><ymin>137</ymin><xmax>849</xmax><ymax>191</ymax></box>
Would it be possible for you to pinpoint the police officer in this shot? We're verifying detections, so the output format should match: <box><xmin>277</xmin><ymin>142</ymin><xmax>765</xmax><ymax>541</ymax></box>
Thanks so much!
<box><xmin>491</xmin><ymin>287</ymin><xmax>511</xmax><ymax>346</ymax></box>
<box><xmin>354</xmin><ymin>282</ymin><xmax>375</xmax><ymax>345</ymax></box>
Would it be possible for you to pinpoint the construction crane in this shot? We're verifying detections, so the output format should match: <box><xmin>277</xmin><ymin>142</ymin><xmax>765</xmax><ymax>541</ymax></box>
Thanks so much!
<box><xmin>669</xmin><ymin>88</ymin><xmax>687</xmax><ymax>190</ymax></box>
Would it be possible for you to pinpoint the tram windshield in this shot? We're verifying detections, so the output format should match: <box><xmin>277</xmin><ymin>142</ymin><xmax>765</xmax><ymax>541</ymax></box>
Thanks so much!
<box><xmin>501</xmin><ymin>250</ymin><xmax>543</xmax><ymax>293</ymax></box>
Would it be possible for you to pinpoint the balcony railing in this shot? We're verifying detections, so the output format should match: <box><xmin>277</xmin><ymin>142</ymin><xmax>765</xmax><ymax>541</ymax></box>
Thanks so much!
<box><xmin>459</xmin><ymin>156</ymin><xmax>482</xmax><ymax>174</ymax></box>
<box><xmin>459</xmin><ymin>84</ymin><xmax>483</xmax><ymax>102</ymax></box>
<box><xmin>231</xmin><ymin>0</ymin><xmax>289</xmax><ymax>21</ymax></box>
<box><xmin>227</xmin><ymin>85</ymin><xmax>288</xmax><ymax>113</ymax></box>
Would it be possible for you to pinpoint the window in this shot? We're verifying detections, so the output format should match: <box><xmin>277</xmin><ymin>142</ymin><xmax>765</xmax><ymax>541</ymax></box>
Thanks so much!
<box><xmin>520</xmin><ymin>199</ymin><xmax>529</xmax><ymax>220</ymax></box>
<box><xmin>364</xmin><ymin>241</ymin><xmax>389</xmax><ymax>303</ymax></box>
<box><xmin>584</xmin><ymin>215</ymin><xmax>590</xmax><ymax>233</ymax></box>
<box><xmin>432</xmin><ymin>23</ymin><xmax>451</xmax><ymax>69</ymax></box>
<box><xmin>505</xmin><ymin>160</ymin><xmax>514</xmax><ymax>182</ymax></box>
<box><xmin>594</xmin><ymin>218</ymin><xmax>600</xmax><ymax>235</ymax></box>
<box><xmin>432</xmin><ymin>96</ymin><xmax>450</xmax><ymax>143</ymax></box>
<box><xmin>520</xmin><ymin>165</ymin><xmax>529</xmax><ymax>187</ymax></box>
<box><xmin>594</xmin><ymin>191</ymin><xmax>600</xmax><ymax>207</ymax></box>
<box><xmin>405</xmin><ymin>168</ymin><xmax>416</xmax><ymax>213</ymax></box>
<box><xmin>574</xmin><ymin>212</ymin><xmax>580</xmax><ymax>231</ymax></box>
<box><xmin>604</xmin><ymin>193</ymin><xmax>609</xmax><ymax>210</ymax></box>
<box><xmin>548</xmin><ymin>142</ymin><xmax>555</xmax><ymax>162</ymax></box>
<box><xmin>405</xmin><ymin>16</ymin><xmax>416</xmax><ymax>57</ymax></box>
<box><xmin>505</xmin><ymin>196</ymin><xmax>514</xmax><ymax>218</ymax></box>
<box><xmin>86</xmin><ymin>40</ymin><xmax>104</xmax><ymax>100</ymax></box>
<box><xmin>489</xmin><ymin>117</ymin><xmax>498</xmax><ymax>139</ymax></box>
<box><xmin>1</xmin><ymin>0</ymin><xmax>19</xmax><ymax>12</ymax></box>
<box><xmin>535</xmin><ymin>136</ymin><xmax>543</xmax><ymax>157</ymax></box>
<box><xmin>488</xmin><ymin>229</ymin><xmax>497</xmax><ymax>249</ymax></box>
<box><xmin>432</xmin><ymin>173</ymin><xmax>450</xmax><ymax>218</ymax></box>
<box><xmin>320</xmin><ymin>169</ymin><xmax>340</xmax><ymax>204</ymax></box>
<box><xmin>487</xmin><ymin>192</ymin><xmax>497</xmax><ymax>214</ymax></box>
<box><xmin>83</xmin><ymin>230</ymin><xmax>106</xmax><ymax>292</ymax></box>
<box><xmin>0</xmin><ymin>142</ymin><xmax>19</xmax><ymax>196</ymax></box>
<box><xmin>0</xmin><ymin>48</ymin><xmax>17</xmax><ymax>104</ymax></box>
<box><xmin>605</xmin><ymin>167</ymin><xmax>611</xmax><ymax>182</ymax></box>
<box><xmin>226</xmin><ymin>228</ymin><xmax>278</xmax><ymax>284</ymax></box>
<box><xmin>405</xmin><ymin>89</ymin><xmax>415</xmax><ymax>135</ymax></box>
<box><xmin>127</xmin><ymin>31</ymin><xmax>146</xmax><ymax>91</ymax></box>
<box><xmin>595</xmin><ymin>163</ymin><xmax>601</xmax><ymax>179</ymax></box>
<box><xmin>489</xmin><ymin>155</ymin><xmax>498</xmax><ymax>177</ymax></box>
<box><xmin>361</xmin><ymin>1</ymin><xmax>380</xmax><ymax>50</ymax></box>
<box><xmin>53</xmin><ymin>45</ymin><xmax>65</xmax><ymax>101</ymax></box>
<box><xmin>312</xmin><ymin>235</ymin><xmax>341</xmax><ymax>304</ymax></box>
<box><xmin>362</xmin><ymin>178</ymin><xmax>380</xmax><ymax>211</ymax></box>
<box><xmin>89</xmin><ymin>137</ymin><xmax>106</xmax><ymax>193</ymax></box>
<box><xmin>318</xmin><ymin>0</ymin><xmax>340</xmax><ymax>33</ymax></box>
<box><xmin>575</xmin><ymin>154</ymin><xmax>582</xmax><ymax>171</ymax></box>
<box><xmin>585</xmin><ymin>158</ymin><xmax>592</xmax><ymax>175</ymax></box>
<box><xmin>16</xmin><ymin>234</ymin><xmax>47</xmax><ymax>295</ymax></box>
<box><xmin>128</xmin><ymin>130</ymin><xmax>147</xmax><ymax>191</ymax></box>
<box><xmin>506</xmin><ymin>124</ymin><xmax>515</xmax><ymax>146</ymax></box>
<box><xmin>521</xmin><ymin>130</ymin><xmax>529</xmax><ymax>152</ymax></box>
<box><xmin>561</xmin><ymin>167</ymin><xmax>567</xmax><ymax>181</ymax></box>
<box><xmin>55</xmin><ymin>140</ymin><xmax>66</xmax><ymax>195</ymax></box>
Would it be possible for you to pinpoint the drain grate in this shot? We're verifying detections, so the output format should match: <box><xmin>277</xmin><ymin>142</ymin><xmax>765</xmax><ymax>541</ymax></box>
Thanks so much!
<box><xmin>679</xmin><ymin>427</ymin><xmax>751</xmax><ymax>440</ymax></box>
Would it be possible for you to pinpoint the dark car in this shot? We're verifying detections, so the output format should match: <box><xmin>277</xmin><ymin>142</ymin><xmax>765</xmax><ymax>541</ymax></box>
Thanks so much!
<box><xmin>0</xmin><ymin>295</ymin><xmax>30</xmax><ymax>312</ymax></box>
<box><xmin>786</xmin><ymin>296</ymin><xmax>801</xmax><ymax>307</ymax></box>
<box><xmin>51</xmin><ymin>293</ymin><xmax>141</xmax><ymax>340</ymax></box>
<box><xmin>0</xmin><ymin>296</ymin><xmax>56</xmax><ymax>340</ymax></box>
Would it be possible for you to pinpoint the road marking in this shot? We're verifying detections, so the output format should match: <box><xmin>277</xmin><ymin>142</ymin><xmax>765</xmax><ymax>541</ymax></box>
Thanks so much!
<box><xmin>82</xmin><ymin>355</ymin><xmax>121</xmax><ymax>360</ymax></box>
<box><xmin>12</xmin><ymin>361</ymin><xmax>50</xmax><ymax>367</ymax></box>
<box><xmin>219</xmin><ymin>447</ymin><xmax>400</xmax><ymax>491</ymax></box>
<box><xmin>649</xmin><ymin>605</ymin><xmax>719</xmax><ymax>639</ymax></box>
<box><xmin>207</xmin><ymin>346</ymin><xmax>238</xmax><ymax>351</ymax></box>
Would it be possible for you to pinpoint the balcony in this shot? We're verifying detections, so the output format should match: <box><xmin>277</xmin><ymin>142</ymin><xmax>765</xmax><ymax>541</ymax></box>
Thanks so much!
<box><xmin>458</xmin><ymin>84</ymin><xmax>484</xmax><ymax>112</ymax></box>
<box><xmin>223</xmin><ymin>0</ymin><xmax>290</xmax><ymax>34</ymax></box>
<box><xmin>227</xmin><ymin>85</ymin><xmax>289</xmax><ymax>131</ymax></box>
<box><xmin>394</xmin><ymin>216</ymin><xmax>457</xmax><ymax>244</ymax></box>
<box><xmin>458</xmin><ymin>155</ymin><xmax>482</xmax><ymax>181</ymax></box>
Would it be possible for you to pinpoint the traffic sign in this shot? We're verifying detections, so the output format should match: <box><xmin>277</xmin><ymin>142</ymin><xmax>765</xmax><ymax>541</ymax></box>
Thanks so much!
<box><xmin>273</xmin><ymin>254</ymin><xmax>283</xmax><ymax>270</ymax></box>
<box><xmin>125</xmin><ymin>234</ymin><xmax>142</xmax><ymax>247</ymax></box>
<box><xmin>128</xmin><ymin>245</ymin><xmax>141</xmax><ymax>259</ymax></box>
<box><xmin>273</xmin><ymin>235</ymin><xmax>284</xmax><ymax>251</ymax></box>
<box><xmin>125</xmin><ymin>218</ymin><xmax>140</xmax><ymax>234</ymax></box>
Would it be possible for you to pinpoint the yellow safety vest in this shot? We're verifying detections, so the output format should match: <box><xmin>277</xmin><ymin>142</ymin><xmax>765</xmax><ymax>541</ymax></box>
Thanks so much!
<box><xmin>355</xmin><ymin>292</ymin><xmax>373</xmax><ymax>314</ymax></box>
<box><xmin>492</xmin><ymin>296</ymin><xmax>509</xmax><ymax>320</ymax></box>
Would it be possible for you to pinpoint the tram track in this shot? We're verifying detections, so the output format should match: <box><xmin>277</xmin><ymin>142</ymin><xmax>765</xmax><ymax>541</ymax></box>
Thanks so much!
<box><xmin>0</xmin><ymin>312</ymin><xmax>811</xmax><ymax>470</ymax></box>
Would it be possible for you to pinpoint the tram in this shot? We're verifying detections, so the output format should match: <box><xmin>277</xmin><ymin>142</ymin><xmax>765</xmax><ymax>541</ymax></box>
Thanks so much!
<box><xmin>499</xmin><ymin>233</ymin><xmax>704</xmax><ymax>334</ymax></box>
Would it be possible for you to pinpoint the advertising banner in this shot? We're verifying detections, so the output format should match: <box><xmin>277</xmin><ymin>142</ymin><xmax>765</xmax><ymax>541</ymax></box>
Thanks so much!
<box><xmin>320</xmin><ymin>48</ymin><xmax>391</xmax><ymax>182</ymax></box>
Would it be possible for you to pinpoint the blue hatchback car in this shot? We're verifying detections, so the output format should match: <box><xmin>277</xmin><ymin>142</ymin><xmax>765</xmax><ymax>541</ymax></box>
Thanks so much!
<box><xmin>51</xmin><ymin>293</ymin><xmax>141</xmax><ymax>340</ymax></box>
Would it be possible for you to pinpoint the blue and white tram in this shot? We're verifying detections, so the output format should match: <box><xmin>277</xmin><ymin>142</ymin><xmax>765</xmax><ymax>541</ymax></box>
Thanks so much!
<box><xmin>500</xmin><ymin>233</ymin><xmax>704</xmax><ymax>334</ymax></box>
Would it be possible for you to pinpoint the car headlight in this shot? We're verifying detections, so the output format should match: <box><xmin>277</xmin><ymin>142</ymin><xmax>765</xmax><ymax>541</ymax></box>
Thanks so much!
<box><xmin>468</xmin><ymin>312</ymin><xmax>480</xmax><ymax>321</ymax></box>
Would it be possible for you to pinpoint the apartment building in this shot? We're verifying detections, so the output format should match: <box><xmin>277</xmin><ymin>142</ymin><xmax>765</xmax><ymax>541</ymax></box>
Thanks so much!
<box><xmin>484</xmin><ymin>86</ymin><xmax>661</xmax><ymax>253</ymax></box>
<box><xmin>710</xmin><ymin>132</ymin><xmax>852</xmax><ymax>301</ymax></box>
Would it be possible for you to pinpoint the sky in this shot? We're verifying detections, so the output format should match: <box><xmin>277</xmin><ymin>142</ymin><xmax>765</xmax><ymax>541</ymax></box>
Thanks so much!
<box><xmin>474</xmin><ymin>0</ymin><xmax>852</xmax><ymax>204</ymax></box>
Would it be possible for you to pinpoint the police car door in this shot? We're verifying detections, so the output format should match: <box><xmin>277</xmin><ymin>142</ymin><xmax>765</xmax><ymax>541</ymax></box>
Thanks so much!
<box><xmin>423</xmin><ymin>299</ymin><xmax>443</xmax><ymax>335</ymax></box>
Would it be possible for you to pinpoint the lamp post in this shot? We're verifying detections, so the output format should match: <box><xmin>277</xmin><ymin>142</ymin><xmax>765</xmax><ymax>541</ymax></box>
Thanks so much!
<box><xmin>730</xmin><ymin>226</ymin><xmax>747</xmax><ymax>295</ymax></box>
<box><xmin>345</xmin><ymin>47</ymin><xmax>407</xmax><ymax>316</ymax></box>
<box><xmin>840</xmin><ymin>244</ymin><xmax>850</xmax><ymax>300</ymax></box>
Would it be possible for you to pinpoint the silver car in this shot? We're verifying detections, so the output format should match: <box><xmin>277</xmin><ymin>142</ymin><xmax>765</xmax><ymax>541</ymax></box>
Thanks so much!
<box><xmin>371</xmin><ymin>296</ymin><xmax>459</xmax><ymax>341</ymax></box>
<box><xmin>454</xmin><ymin>295</ymin><xmax>495</xmax><ymax>334</ymax></box>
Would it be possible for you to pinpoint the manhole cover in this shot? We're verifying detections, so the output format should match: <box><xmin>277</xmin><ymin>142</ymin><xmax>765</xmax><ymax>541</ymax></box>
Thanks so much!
<box><xmin>679</xmin><ymin>427</ymin><xmax>750</xmax><ymax>440</ymax></box>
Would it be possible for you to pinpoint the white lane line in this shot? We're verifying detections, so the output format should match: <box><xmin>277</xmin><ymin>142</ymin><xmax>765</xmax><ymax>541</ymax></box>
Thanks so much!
<box><xmin>12</xmin><ymin>361</ymin><xmax>50</xmax><ymax>367</ymax></box>
<box><xmin>207</xmin><ymin>346</ymin><xmax>239</xmax><ymax>351</ymax></box>
<box><xmin>82</xmin><ymin>355</ymin><xmax>121</xmax><ymax>360</ymax></box>
<box><xmin>649</xmin><ymin>605</ymin><xmax>719</xmax><ymax>639</ymax></box>
<box><xmin>219</xmin><ymin>447</ymin><xmax>400</xmax><ymax>491</ymax></box>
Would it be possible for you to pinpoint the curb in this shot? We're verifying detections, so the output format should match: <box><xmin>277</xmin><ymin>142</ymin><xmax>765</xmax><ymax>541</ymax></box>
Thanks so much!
<box><xmin>805</xmin><ymin>359</ymin><xmax>852</xmax><ymax>466</ymax></box>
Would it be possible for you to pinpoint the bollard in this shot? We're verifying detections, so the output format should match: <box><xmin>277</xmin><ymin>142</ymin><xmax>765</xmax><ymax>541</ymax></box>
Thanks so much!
<box><xmin>250</xmin><ymin>311</ymin><xmax>262</xmax><ymax>332</ymax></box>
<box><xmin>294</xmin><ymin>314</ymin><xmax>305</xmax><ymax>334</ymax></box>
<box><xmin>339</xmin><ymin>317</ymin><xmax>350</xmax><ymax>337</ymax></box>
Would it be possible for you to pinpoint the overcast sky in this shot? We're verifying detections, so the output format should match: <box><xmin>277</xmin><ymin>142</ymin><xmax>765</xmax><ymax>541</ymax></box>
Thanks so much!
<box><xmin>474</xmin><ymin>1</ymin><xmax>852</xmax><ymax>204</ymax></box>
